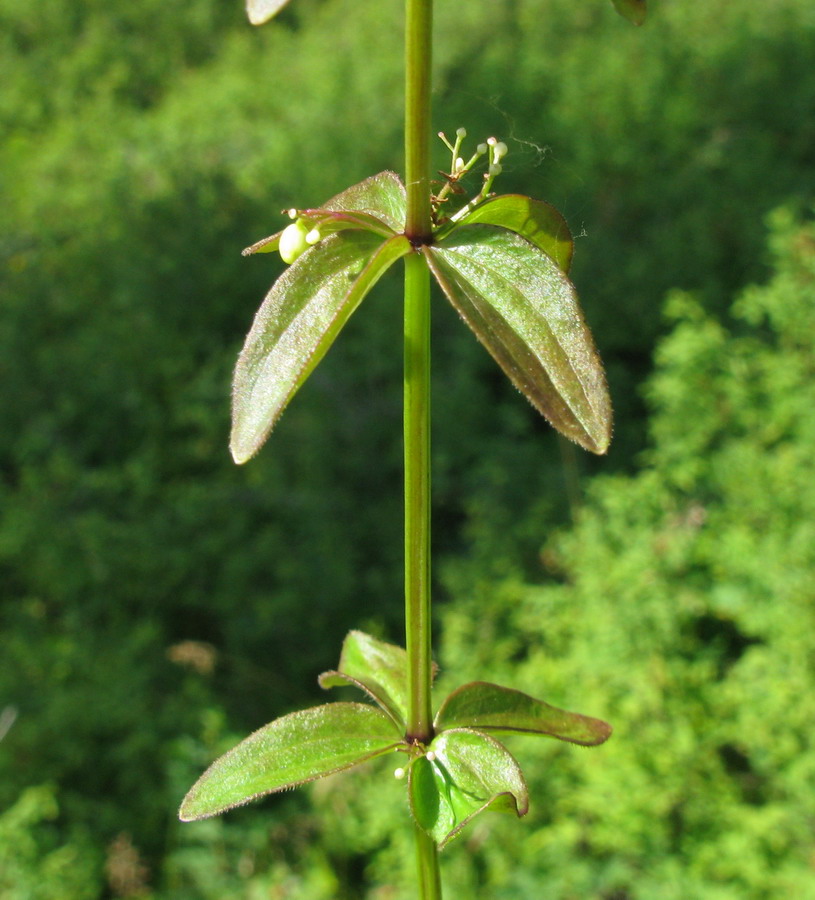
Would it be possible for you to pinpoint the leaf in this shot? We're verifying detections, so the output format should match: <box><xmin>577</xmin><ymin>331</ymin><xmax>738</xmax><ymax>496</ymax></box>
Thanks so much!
<box><xmin>243</xmin><ymin>211</ymin><xmax>395</xmax><ymax>257</ymax></box>
<box><xmin>319</xmin><ymin>630</ymin><xmax>412</xmax><ymax>729</ymax></box>
<box><xmin>246</xmin><ymin>0</ymin><xmax>292</xmax><ymax>26</ymax></box>
<box><xmin>439</xmin><ymin>194</ymin><xmax>574</xmax><ymax>273</ymax></box>
<box><xmin>242</xmin><ymin>172</ymin><xmax>407</xmax><ymax>256</ymax></box>
<box><xmin>231</xmin><ymin>231</ymin><xmax>411</xmax><ymax>463</ymax></box>
<box><xmin>408</xmin><ymin>729</ymin><xmax>528</xmax><ymax>849</ymax></box>
<box><xmin>611</xmin><ymin>0</ymin><xmax>647</xmax><ymax>26</ymax></box>
<box><xmin>425</xmin><ymin>226</ymin><xmax>612</xmax><ymax>454</ymax></box>
<box><xmin>319</xmin><ymin>170</ymin><xmax>407</xmax><ymax>235</ymax></box>
<box><xmin>179</xmin><ymin>702</ymin><xmax>403</xmax><ymax>821</ymax></box>
<box><xmin>434</xmin><ymin>681</ymin><xmax>612</xmax><ymax>747</ymax></box>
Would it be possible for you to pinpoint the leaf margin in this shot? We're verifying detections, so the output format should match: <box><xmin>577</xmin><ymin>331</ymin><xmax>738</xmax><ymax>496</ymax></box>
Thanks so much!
<box><xmin>611</xmin><ymin>0</ymin><xmax>647</xmax><ymax>26</ymax></box>
<box><xmin>436</xmin><ymin>193</ymin><xmax>574</xmax><ymax>273</ymax></box>
<box><xmin>242</xmin><ymin>171</ymin><xmax>407</xmax><ymax>256</ymax></box>
<box><xmin>408</xmin><ymin>727</ymin><xmax>529</xmax><ymax>849</ymax></box>
<box><xmin>231</xmin><ymin>231</ymin><xmax>412</xmax><ymax>463</ymax></box>
<box><xmin>424</xmin><ymin>226</ymin><xmax>612</xmax><ymax>454</ymax></box>
<box><xmin>179</xmin><ymin>702</ymin><xmax>404</xmax><ymax>822</ymax></box>
<box><xmin>434</xmin><ymin>680</ymin><xmax>612</xmax><ymax>747</ymax></box>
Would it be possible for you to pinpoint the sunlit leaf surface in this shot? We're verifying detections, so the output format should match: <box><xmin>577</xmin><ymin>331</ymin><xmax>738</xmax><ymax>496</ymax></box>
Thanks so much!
<box><xmin>318</xmin><ymin>170</ymin><xmax>407</xmax><ymax>234</ymax></box>
<box><xmin>242</xmin><ymin>210</ymin><xmax>395</xmax><ymax>257</ymax></box>
<box><xmin>440</xmin><ymin>194</ymin><xmax>574</xmax><ymax>273</ymax></box>
<box><xmin>180</xmin><ymin>703</ymin><xmax>402</xmax><ymax>820</ymax></box>
<box><xmin>246</xmin><ymin>0</ymin><xmax>292</xmax><ymax>26</ymax></box>
<box><xmin>409</xmin><ymin>729</ymin><xmax>528</xmax><ymax>849</ymax></box>
<box><xmin>425</xmin><ymin>226</ymin><xmax>612</xmax><ymax>453</ymax></box>
<box><xmin>231</xmin><ymin>232</ymin><xmax>411</xmax><ymax>463</ymax></box>
<box><xmin>435</xmin><ymin>681</ymin><xmax>612</xmax><ymax>746</ymax></box>
<box><xmin>242</xmin><ymin>172</ymin><xmax>406</xmax><ymax>257</ymax></box>
<box><xmin>319</xmin><ymin>630</ymin><xmax>412</xmax><ymax>728</ymax></box>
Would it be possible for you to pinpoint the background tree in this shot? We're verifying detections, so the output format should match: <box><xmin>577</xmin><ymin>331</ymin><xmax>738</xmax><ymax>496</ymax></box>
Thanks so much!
<box><xmin>2</xmin><ymin>0</ymin><xmax>814</xmax><ymax>895</ymax></box>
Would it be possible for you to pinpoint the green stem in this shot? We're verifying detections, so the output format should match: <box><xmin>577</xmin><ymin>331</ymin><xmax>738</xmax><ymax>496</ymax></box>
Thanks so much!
<box><xmin>403</xmin><ymin>252</ymin><xmax>432</xmax><ymax>744</ymax></box>
<box><xmin>403</xmin><ymin>0</ymin><xmax>434</xmax><ymax>752</ymax></box>
<box><xmin>404</xmin><ymin>0</ymin><xmax>441</xmax><ymax>896</ymax></box>
<box><xmin>414</xmin><ymin>822</ymin><xmax>443</xmax><ymax>900</ymax></box>
<box><xmin>405</xmin><ymin>0</ymin><xmax>433</xmax><ymax>243</ymax></box>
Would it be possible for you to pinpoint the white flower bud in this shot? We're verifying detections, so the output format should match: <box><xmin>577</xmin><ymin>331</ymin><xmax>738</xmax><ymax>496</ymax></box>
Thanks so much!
<box><xmin>305</xmin><ymin>228</ymin><xmax>321</xmax><ymax>245</ymax></box>
<box><xmin>279</xmin><ymin>219</ymin><xmax>311</xmax><ymax>264</ymax></box>
<box><xmin>394</xmin><ymin>767</ymin><xmax>406</xmax><ymax>779</ymax></box>
<box><xmin>456</xmin><ymin>127</ymin><xmax>467</xmax><ymax>139</ymax></box>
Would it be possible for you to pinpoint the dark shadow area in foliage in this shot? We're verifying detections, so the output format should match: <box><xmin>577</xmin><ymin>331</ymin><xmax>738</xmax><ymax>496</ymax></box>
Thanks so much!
<box><xmin>689</xmin><ymin>614</ymin><xmax>763</xmax><ymax>678</ymax></box>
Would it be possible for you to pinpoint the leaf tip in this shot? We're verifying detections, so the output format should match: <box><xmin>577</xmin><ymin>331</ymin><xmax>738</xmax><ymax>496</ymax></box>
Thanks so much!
<box><xmin>593</xmin><ymin>719</ymin><xmax>614</xmax><ymax>745</ymax></box>
<box><xmin>573</xmin><ymin>716</ymin><xmax>613</xmax><ymax>747</ymax></box>
<box><xmin>590</xmin><ymin>432</ymin><xmax>612</xmax><ymax>456</ymax></box>
<box><xmin>229</xmin><ymin>439</ymin><xmax>253</xmax><ymax>466</ymax></box>
<box><xmin>611</xmin><ymin>0</ymin><xmax>647</xmax><ymax>25</ymax></box>
<box><xmin>178</xmin><ymin>792</ymin><xmax>208</xmax><ymax>823</ymax></box>
<box><xmin>564</xmin><ymin>418</ymin><xmax>612</xmax><ymax>456</ymax></box>
<box><xmin>576</xmin><ymin>402</ymin><xmax>613</xmax><ymax>455</ymax></box>
<box><xmin>246</xmin><ymin>0</ymin><xmax>291</xmax><ymax>26</ymax></box>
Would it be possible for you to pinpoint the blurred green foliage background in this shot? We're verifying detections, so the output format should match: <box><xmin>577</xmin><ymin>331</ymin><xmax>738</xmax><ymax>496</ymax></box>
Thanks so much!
<box><xmin>2</xmin><ymin>0</ymin><xmax>815</xmax><ymax>896</ymax></box>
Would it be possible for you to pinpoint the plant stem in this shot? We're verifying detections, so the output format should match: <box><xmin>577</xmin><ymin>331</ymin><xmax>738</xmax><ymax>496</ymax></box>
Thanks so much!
<box><xmin>414</xmin><ymin>822</ymin><xmax>443</xmax><ymax>900</ymax></box>
<box><xmin>404</xmin><ymin>0</ymin><xmax>433</xmax><ymax>244</ymax></box>
<box><xmin>403</xmin><ymin>0</ymin><xmax>434</xmax><ymax>751</ymax></box>
<box><xmin>404</xmin><ymin>0</ymin><xmax>441</xmax><ymax>896</ymax></box>
<box><xmin>403</xmin><ymin>251</ymin><xmax>432</xmax><ymax>745</ymax></box>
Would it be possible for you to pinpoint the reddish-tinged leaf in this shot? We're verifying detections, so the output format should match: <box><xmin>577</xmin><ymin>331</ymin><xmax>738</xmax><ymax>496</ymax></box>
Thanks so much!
<box><xmin>243</xmin><ymin>211</ymin><xmax>394</xmax><ymax>257</ymax></box>
<box><xmin>425</xmin><ymin>226</ymin><xmax>612</xmax><ymax>454</ymax></box>
<box><xmin>435</xmin><ymin>681</ymin><xmax>612</xmax><ymax>747</ymax></box>
<box><xmin>319</xmin><ymin>170</ymin><xmax>407</xmax><ymax>234</ymax></box>
<box><xmin>612</xmin><ymin>0</ymin><xmax>647</xmax><ymax>26</ymax></box>
<box><xmin>242</xmin><ymin>172</ymin><xmax>407</xmax><ymax>257</ymax></box>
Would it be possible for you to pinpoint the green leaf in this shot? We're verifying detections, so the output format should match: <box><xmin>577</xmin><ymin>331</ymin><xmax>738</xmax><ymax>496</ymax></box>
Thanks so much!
<box><xmin>408</xmin><ymin>729</ymin><xmax>528</xmax><ymax>849</ymax></box>
<box><xmin>246</xmin><ymin>0</ymin><xmax>291</xmax><ymax>26</ymax></box>
<box><xmin>435</xmin><ymin>681</ymin><xmax>612</xmax><ymax>747</ymax></box>
<box><xmin>179</xmin><ymin>702</ymin><xmax>403</xmax><ymax>821</ymax></box>
<box><xmin>438</xmin><ymin>194</ymin><xmax>574</xmax><ymax>273</ymax></box>
<box><xmin>611</xmin><ymin>0</ymin><xmax>647</xmax><ymax>25</ymax></box>
<box><xmin>231</xmin><ymin>231</ymin><xmax>411</xmax><ymax>463</ymax></box>
<box><xmin>319</xmin><ymin>630</ymin><xmax>412</xmax><ymax>728</ymax></box>
<box><xmin>242</xmin><ymin>210</ymin><xmax>395</xmax><ymax>257</ymax></box>
<box><xmin>242</xmin><ymin>171</ymin><xmax>406</xmax><ymax>256</ymax></box>
<box><xmin>318</xmin><ymin>170</ymin><xmax>407</xmax><ymax>235</ymax></box>
<box><xmin>425</xmin><ymin>226</ymin><xmax>612</xmax><ymax>454</ymax></box>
